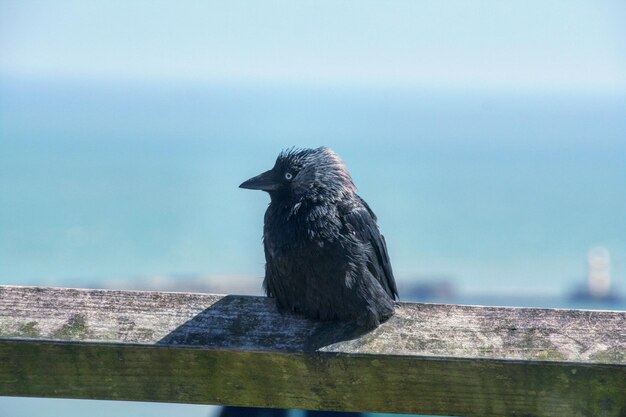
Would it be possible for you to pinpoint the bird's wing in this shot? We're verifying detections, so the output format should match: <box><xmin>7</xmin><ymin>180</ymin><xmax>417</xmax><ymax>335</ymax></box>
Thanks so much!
<box><xmin>343</xmin><ymin>197</ymin><xmax>398</xmax><ymax>300</ymax></box>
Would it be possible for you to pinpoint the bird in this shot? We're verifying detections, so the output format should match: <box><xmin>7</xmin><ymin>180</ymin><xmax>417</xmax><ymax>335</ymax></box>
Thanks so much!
<box><xmin>240</xmin><ymin>147</ymin><xmax>398</xmax><ymax>329</ymax></box>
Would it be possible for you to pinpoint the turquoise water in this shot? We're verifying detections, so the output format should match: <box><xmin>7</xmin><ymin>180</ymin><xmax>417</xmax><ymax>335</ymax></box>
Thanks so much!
<box><xmin>1</xmin><ymin>78</ymin><xmax>625</xmax><ymax>296</ymax></box>
<box><xmin>0</xmin><ymin>77</ymin><xmax>625</xmax><ymax>417</ymax></box>
<box><xmin>0</xmin><ymin>398</ymin><xmax>423</xmax><ymax>417</ymax></box>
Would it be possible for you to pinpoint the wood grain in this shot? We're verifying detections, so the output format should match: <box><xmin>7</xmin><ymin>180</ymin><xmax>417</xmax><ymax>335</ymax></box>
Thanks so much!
<box><xmin>0</xmin><ymin>285</ymin><xmax>624</xmax><ymax>416</ymax></box>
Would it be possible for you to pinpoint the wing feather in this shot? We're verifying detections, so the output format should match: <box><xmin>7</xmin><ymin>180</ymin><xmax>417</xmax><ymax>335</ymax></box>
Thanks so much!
<box><xmin>343</xmin><ymin>197</ymin><xmax>398</xmax><ymax>300</ymax></box>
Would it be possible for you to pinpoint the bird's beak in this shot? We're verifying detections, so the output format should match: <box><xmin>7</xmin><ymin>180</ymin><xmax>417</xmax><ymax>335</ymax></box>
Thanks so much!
<box><xmin>239</xmin><ymin>169</ymin><xmax>281</xmax><ymax>191</ymax></box>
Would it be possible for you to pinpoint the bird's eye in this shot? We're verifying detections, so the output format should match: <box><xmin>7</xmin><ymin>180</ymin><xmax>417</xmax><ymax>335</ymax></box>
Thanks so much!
<box><xmin>284</xmin><ymin>172</ymin><xmax>293</xmax><ymax>180</ymax></box>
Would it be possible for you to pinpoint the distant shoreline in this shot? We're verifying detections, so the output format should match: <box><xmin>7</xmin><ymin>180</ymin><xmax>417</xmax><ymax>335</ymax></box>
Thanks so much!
<box><xmin>7</xmin><ymin>274</ymin><xmax>621</xmax><ymax>311</ymax></box>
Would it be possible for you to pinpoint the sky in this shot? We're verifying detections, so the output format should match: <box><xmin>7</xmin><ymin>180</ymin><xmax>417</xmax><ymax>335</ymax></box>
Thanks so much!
<box><xmin>1</xmin><ymin>0</ymin><xmax>625</xmax><ymax>92</ymax></box>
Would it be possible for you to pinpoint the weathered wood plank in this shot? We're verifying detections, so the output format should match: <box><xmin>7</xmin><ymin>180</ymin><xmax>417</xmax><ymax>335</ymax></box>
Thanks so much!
<box><xmin>0</xmin><ymin>285</ymin><xmax>624</xmax><ymax>416</ymax></box>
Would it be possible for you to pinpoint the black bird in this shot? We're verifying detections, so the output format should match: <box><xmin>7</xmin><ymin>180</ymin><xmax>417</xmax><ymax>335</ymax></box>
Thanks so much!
<box><xmin>240</xmin><ymin>147</ymin><xmax>398</xmax><ymax>329</ymax></box>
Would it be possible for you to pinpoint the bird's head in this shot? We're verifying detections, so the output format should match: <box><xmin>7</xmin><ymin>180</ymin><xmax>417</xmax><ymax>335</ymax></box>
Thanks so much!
<box><xmin>239</xmin><ymin>147</ymin><xmax>356</xmax><ymax>203</ymax></box>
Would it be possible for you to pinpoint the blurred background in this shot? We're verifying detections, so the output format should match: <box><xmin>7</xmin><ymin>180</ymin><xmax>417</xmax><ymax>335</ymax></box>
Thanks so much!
<box><xmin>1</xmin><ymin>1</ymin><xmax>625</xmax><ymax>416</ymax></box>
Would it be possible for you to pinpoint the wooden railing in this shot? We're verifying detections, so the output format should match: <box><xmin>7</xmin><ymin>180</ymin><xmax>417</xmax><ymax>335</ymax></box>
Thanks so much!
<box><xmin>0</xmin><ymin>285</ymin><xmax>624</xmax><ymax>416</ymax></box>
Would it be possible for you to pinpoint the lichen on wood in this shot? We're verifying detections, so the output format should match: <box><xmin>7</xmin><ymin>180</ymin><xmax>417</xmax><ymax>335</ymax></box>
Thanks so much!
<box><xmin>0</xmin><ymin>285</ymin><xmax>624</xmax><ymax>417</ymax></box>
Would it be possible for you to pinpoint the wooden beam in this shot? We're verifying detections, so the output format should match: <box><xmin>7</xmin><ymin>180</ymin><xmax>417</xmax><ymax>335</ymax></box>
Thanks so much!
<box><xmin>0</xmin><ymin>285</ymin><xmax>624</xmax><ymax>416</ymax></box>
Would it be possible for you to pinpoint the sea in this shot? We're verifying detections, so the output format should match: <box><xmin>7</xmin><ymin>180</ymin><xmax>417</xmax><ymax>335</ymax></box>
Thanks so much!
<box><xmin>0</xmin><ymin>77</ymin><xmax>625</xmax><ymax>417</ymax></box>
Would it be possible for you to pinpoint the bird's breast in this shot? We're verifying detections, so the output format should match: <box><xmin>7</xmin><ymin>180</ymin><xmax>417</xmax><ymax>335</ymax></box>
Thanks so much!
<box><xmin>264</xmin><ymin>202</ymin><xmax>342</xmax><ymax>257</ymax></box>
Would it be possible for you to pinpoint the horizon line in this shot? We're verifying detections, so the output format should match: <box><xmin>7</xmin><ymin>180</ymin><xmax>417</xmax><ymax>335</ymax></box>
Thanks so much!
<box><xmin>2</xmin><ymin>71</ymin><xmax>625</xmax><ymax>97</ymax></box>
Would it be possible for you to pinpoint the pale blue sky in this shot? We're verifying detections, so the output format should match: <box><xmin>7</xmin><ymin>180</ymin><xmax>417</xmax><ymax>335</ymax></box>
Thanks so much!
<box><xmin>1</xmin><ymin>0</ymin><xmax>625</xmax><ymax>91</ymax></box>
